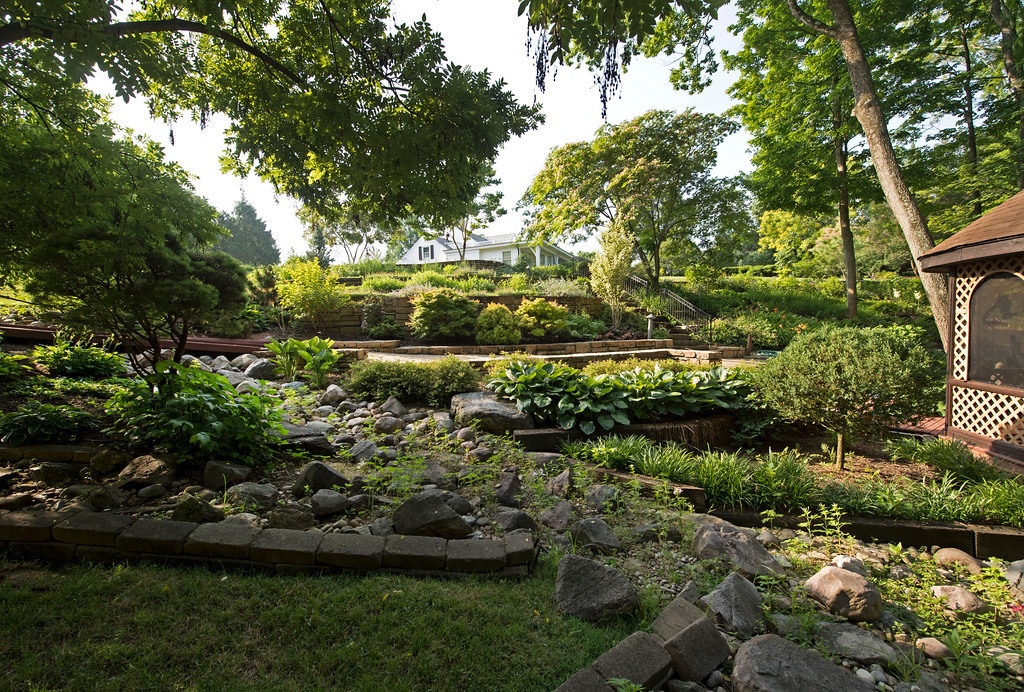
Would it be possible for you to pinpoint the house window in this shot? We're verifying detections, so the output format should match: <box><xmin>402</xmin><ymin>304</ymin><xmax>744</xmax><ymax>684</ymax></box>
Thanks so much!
<box><xmin>502</xmin><ymin>250</ymin><xmax>512</xmax><ymax>265</ymax></box>
<box><xmin>419</xmin><ymin>245</ymin><xmax>434</xmax><ymax>261</ymax></box>
<box><xmin>969</xmin><ymin>272</ymin><xmax>1024</xmax><ymax>388</ymax></box>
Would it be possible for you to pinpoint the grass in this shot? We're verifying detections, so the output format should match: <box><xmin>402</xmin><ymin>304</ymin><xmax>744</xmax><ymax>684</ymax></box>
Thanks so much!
<box><xmin>0</xmin><ymin>557</ymin><xmax>642</xmax><ymax>691</ymax></box>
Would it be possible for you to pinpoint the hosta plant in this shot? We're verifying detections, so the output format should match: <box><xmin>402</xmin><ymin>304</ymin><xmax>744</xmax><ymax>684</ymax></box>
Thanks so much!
<box><xmin>0</xmin><ymin>401</ymin><xmax>98</xmax><ymax>445</ymax></box>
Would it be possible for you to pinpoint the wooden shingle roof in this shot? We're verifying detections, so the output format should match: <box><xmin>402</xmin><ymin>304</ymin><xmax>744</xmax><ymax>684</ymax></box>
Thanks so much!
<box><xmin>919</xmin><ymin>190</ymin><xmax>1024</xmax><ymax>271</ymax></box>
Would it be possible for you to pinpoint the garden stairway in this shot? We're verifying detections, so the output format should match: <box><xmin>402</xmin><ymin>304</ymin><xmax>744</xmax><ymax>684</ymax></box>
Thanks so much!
<box><xmin>623</xmin><ymin>275</ymin><xmax>715</xmax><ymax>346</ymax></box>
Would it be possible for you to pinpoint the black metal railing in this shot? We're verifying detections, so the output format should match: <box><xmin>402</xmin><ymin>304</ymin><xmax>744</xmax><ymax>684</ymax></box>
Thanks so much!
<box><xmin>623</xmin><ymin>275</ymin><xmax>714</xmax><ymax>345</ymax></box>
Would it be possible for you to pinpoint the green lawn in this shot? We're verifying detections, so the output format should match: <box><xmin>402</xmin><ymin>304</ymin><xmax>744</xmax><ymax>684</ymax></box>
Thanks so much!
<box><xmin>0</xmin><ymin>557</ymin><xmax>643</xmax><ymax>691</ymax></box>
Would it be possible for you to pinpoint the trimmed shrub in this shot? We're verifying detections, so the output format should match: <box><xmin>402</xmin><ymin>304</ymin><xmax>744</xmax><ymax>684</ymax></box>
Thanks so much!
<box><xmin>409</xmin><ymin>289</ymin><xmax>479</xmax><ymax>341</ymax></box>
<box><xmin>345</xmin><ymin>356</ymin><xmax>480</xmax><ymax>407</ymax></box>
<box><xmin>475</xmin><ymin>303</ymin><xmax>521</xmax><ymax>345</ymax></box>
<box><xmin>515</xmin><ymin>297</ymin><xmax>568</xmax><ymax>340</ymax></box>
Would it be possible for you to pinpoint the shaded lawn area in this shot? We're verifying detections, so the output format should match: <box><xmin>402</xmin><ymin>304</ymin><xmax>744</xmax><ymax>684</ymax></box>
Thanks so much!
<box><xmin>0</xmin><ymin>558</ymin><xmax>642</xmax><ymax>691</ymax></box>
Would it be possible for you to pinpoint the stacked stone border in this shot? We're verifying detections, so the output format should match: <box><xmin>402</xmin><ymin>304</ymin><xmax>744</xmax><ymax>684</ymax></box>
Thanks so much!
<box><xmin>0</xmin><ymin>511</ymin><xmax>537</xmax><ymax>577</ymax></box>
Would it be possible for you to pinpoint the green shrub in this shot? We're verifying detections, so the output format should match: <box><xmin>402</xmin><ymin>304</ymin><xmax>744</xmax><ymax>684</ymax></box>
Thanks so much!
<box><xmin>753</xmin><ymin>325</ymin><xmax>943</xmax><ymax>469</ymax></box>
<box><xmin>409</xmin><ymin>289</ymin><xmax>479</xmax><ymax>341</ymax></box>
<box><xmin>106</xmin><ymin>362</ymin><xmax>282</xmax><ymax>465</ymax></box>
<box><xmin>498</xmin><ymin>274</ymin><xmax>534</xmax><ymax>295</ymax></box>
<box><xmin>32</xmin><ymin>329</ymin><xmax>124</xmax><ymax>379</ymax></box>
<box><xmin>407</xmin><ymin>270</ymin><xmax>457</xmax><ymax>290</ymax></box>
<box><xmin>277</xmin><ymin>259</ymin><xmax>350</xmax><ymax>332</ymax></box>
<box><xmin>361</xmin><ymin>275</ymin><xmax>407</xmax><ymax>293</ymax></box>
<box><xmin>475</xmin><ymin>303</ymin><xmax>521</xmax><ymax>345</ymax></box>
<box><xmin>0</xmin><ymin>401</ymin><xmax>98</xmax><ymax>445</ymax></box>
<box><xmin>360</xmin><ymin>293</ymin><xmax>404</xmax><ymax>339</ymax></box>
<box><xmin>345</xmin><ymin>356</ymin><xmax>480</xmax><ymax>407</ymax></box>
<box><xmin>0</xmin><ymin>338</ymin><xmax>29</xmax><ymax>380</ymax></box>
<box><xmin>515</xmin><ymin>297</ymin><xmax>568</xmax><ymax>340</ymax></box>
<box><xmin>334</xmin><ymin>258</ymin><xmax>401</xmax><ymax>276</ymax></box>
<box><xmin>534</xmin><ymin>277</ymin><xmax>591</xmax><ymax>297</ymax></box>
<box><xmin>565</xmin><ymin>312</ymin><xmax>605</xmax><ymax>340</ymax></box>
<box><xmin>454</xmin><ymin>276</ymin><xmax>497</xmax><ymax>293</ymax></box>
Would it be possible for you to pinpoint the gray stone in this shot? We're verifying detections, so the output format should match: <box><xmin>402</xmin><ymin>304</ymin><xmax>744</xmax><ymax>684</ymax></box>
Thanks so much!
<box><xmin>732</xmin><ymin>634</ymin><xmax>874</xmax><ymax>692</ymax></box>
<box><xmin>816</xmin><ymin>622</ymin><xmax>899</xmax><ymax>666</ymax></box>
<box><xmin>53</xmin><ymin>512</ymin><xmax>135</xmax><ymax>546</ymax></box>
<box><xmin>700</xmin><ymin>571</ymin><xmax>764</xmax><ymax>638</ymax></box>
<box><xmin>446</xmin><ymin>538</ymin><xmax>506</xmax><ymax>573</ymax></box>
<box><xmin>445</xmin><ymin>494</ymin><xmax>472</xmax><ymax>516</ymax></box>
<box><xmin>116</xmin><ymin>454</ymin><xmax>177</xmax><ymax>488</ymax></box>
<box><xmin>569</xmin><ymin>518</ymin><xmax>620</xmax><ymax>555</ymax></box>
<box><xmin>310</xmin><ymin>489</ymin><xmax>350</xmax><ymax>517</ymax></box>
<box><xmin>450</xmin><ymin>391</ymin><xmax>535</xmax><ymax>434</ymax></box>
<box><xmin>455</xmin><ymin>427</ymin><xmax>476</xmax><ymax>443</ymax></box>
<box><xmin>80</xmin><ymin>485</ymin><xmax>127</xmax><ymax>510</ymax></box>
<box><xmin>266</xmin><ymin>506</ymin><xmax>316</xmax><ymax>530</ymax></box>
<box><xmin>494</xmin><ymin>469</ymin><xmax>523</xmax><ymax>508</ymax></box>
<box><xmin>592</xmin><ymin>631</ymin><xmax>672</xmax><ymax>690</ymax></box>
<box><xmin>374</xmin><ymin>416</ymin><xmax>405</xmax><ymax>434</ymax></box>
<box><xmin>379</xmin><ymin>396</ymin><xmax>408</xmax><ymax>418</ymax></box>
<box><xmin>225</xmin><ymin>482</ymin><xmax>280</xmax><ymax>511</ymax></box>
<box><xmin>276</xmin><ymin>423</ymin><xmax>334</xmax><ymax>456</ymax></box>
<box><xmin>317</xmin><ymin>533</ymin><xmax>385</xmax><ymax>569</ymax></box>
<box><xmin>493</xmin><ymin>509</ymin><xmax>539</xmax><ymax>533</ymax></box>
<box><xmin>313</xmin><ymin>405</ymin><xmax>335</xmax><ymax>417</ymax></box>
<box><xmin>0</xmin><ymin>492</ymin><xmax>37</xmax><ymax>512</ymax></box>
<box><xmin>831</xmin><ymin>555</ymin><xmax>868</xmax><ymax>577</ymax></box>
<box><xmin>280</xmin><ymin>381</ymin><xmax>306</xmax><ymax>392</ymax></box>
<box><xmin>663</xmin><ymin>617</ymin><xmax>731</xmax><ymax>683</ymax></box>
<box><xmin>291</xmin><ymin>461</ymin><xmax>349</xmax><ymax>498</ymax></box>
<box><xmin>541</xmin><ymin>500</ymin><xmax>573</xmax><ymax>531</ymax></box>
<box><xmin>349</xmin><ymin>439</ymin><xmax>380</xmax><ymax>463</ymax></box>
<box><xmin>250</xmin><ymin>528</ymin><xmax>323</xmax><ymax>565</ymax></box>
<box><xmin>915</xmin><ymin>637</ymin><xmax>953</xmax><ymax>660</ymax></box>
<box><xmin>382</xmin><ymin>534</ymin><xmax>447</xmax><ymax>570</ymax></box>
<box><xmin>930</xmin><ymin>585</ymin><xmax>990</xmax><ymax>614</ymax></box>
<box><xmin>172</xmin><ymin>494</ymin><xmax>225</xmax><ymax>524</ymax></box>
<box><xmin>554</xmin><ymin>554</ymin><xmax>638</xmax><ymax>622</ymax></box>
<box><xmin>243</xmin><ymin>358</ymin><xmax>277</xmax><ymax>380</ymax></box>
<box><xmin>1005</xmin><ymin>558</ymin><xmax>1024</xmax><ymax>594</ymax></box>
<box><xmin>585</xmin><ymin>484</ymin><xmax>619</xmax><ymax>511</ymax></box>
<box><xmin>211</xmin><ymin>355</ymin><xmax>232</xmax><ymax>370</ymax></box>
<box><xmin>230</xmin><ymin>353</ymin><xmax>259</xmax><ymax>370</ymax></box>
<box><xmin>203</xmin><ymin>460</ymin><xmax>253</xmax><ymax>491</ymax></box>
<box><xmin>29</xmin><ymin>463</ymin><xmax>79</xmax><ymax>486</ymax></box>
<box><xmin>630</xmin><ymin>524</ymin><xmax>683</xmax><ymax>543</ymax></box>
<box><xmin>393</xmin><ymin>491</ymin><xmax>472</xmax><ymax>539</ymax></box>
<box><xmin>318</xmin><ymin>384</ymin><xmax>346</xmax><ymax>406</ymax></box>
<box><xmin>933</xmin><ymin>547</ymin><xmax>984</xmax><ymax>575</ymax></box>
<box><xmin>805</xmin><ymin>566</ymin><xmax>883</xmax><ymax>622</ymax></box>
<box><xmin>0</xmin><ymin>511</ymin><xmax>63</xmax><ymax>542</ymax></box>
<box><xmin>216</xmin><ymin>369</ymin><xmax>249</xmax><ymax>387</ymax></box>
<box><xmin>554</xmin><ymin>668</ymin><xmax>613</xmax><ymax>692</ymax></box>
<box><xmin>89</xmin><ymin>448</ymin><xmax>130</xmax><ymax>475</ymax></box>
<box><xmin>503</xmin><ymin>532</ymin><xmax>536</xmax><ymax>566</ymax></box>
<box><xmin>369</xmin><ymin>517</ymin><xmax>395</xmax><ymax>537</ymax></box>
<box><xmin>652</xmin><ymin>593</ymin><xmax>707</xmax><ymax>641</ymax></box>
<box><xmin>137</xmin><ymin>484</ymin><xmax>167</xmax><ymax>500</ymax></box>
<box><xmin>693</xmin><ymin>516</ymin><xmax>784</xmax><ymax>579</ymax></box>
<box><xmin>116</xmin><ymin>518</ymin><xmax>197</xmax><ymax>555</ymax></box>
<box><xmin>546</xmin><ymin>467</ymin><xmax>573</xmax><ymax>497</ymax></box>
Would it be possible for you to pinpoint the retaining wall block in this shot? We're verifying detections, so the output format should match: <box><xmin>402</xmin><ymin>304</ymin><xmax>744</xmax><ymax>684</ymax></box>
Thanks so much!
<box><xmin>0</xmin><ymin>511</ymin><xmax>64</xmax><ymax>542</ymax></box>
<box><xmin>591</xmin><ymin>631</ymin><xmax>672</xmax><ymax>690</ymax></box>
<box><xmin>316</xmin><ymin>533</ymin><xmax>385</xmax><ymax>570</ymax></box>
<box><xmin>185</xmin><ymin>521</ymin><xmax>261</xmax><ymax>559</ymax></box>
<box><xmin>445</xmin><ymin>538</ymin><xmax>506</xmax><ymax>573</ymax></box>
<box><xmin>382</xmin><ymin>534</ymin><xmax>447</xmax><ymax>570</ymax></box>
<box><xmin>662</xmin><ymin>617</ymin><xmax>731</xmax><ymax>682</ymax></box>
<box><xmin>974</xmin><ymin>524</ymin><xmax>1024</xmax><ymax>560</ymax></box>
<box><xmin>250</xmin><ymin>528</ymin><xmax>324</xmax><ymax>565</ymax></box>
<box><xmin>75</xmin><ymin>545</ymin><xmax>134</xmax><ymax>564</ymax></box>
<box><xmin>554</xmin><ymin>668</ymin><xmax>614</xmax><ymax>692</ymax></box>
<box><xmin>6</xmin><ymin>541</ymin><xmax>77</xmax><ymax>561</ymax></box>
<box><xmin>503</xmin><ymin>532</ymin><xmax>536</xmax><ymax>567</ymax></box>
<box><xmin>53</xmin><ymin>512</ymin><xmax>136</xmax><ymax>546</ymax></box>
<box><xmin>116</xmin><ymin>518</ymin><xmax>198</xmax><ymax>555</ymax></box>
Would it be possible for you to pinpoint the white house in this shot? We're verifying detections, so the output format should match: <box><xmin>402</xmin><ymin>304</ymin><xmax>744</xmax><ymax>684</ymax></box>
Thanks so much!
<box><xmin>397</xmin><ymin>233</ymin><xmax>576</xmax><ymax>267</ymax></box>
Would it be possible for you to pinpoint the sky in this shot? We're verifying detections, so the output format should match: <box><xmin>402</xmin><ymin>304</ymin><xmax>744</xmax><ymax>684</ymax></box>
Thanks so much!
<box><xmin>104</xmin><ymin>1</ymin><xmax>750</xmax><ymax>259</ymax></box>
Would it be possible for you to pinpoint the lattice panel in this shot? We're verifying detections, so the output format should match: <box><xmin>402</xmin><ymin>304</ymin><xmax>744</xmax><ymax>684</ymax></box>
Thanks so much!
<box><xmin>951</xmin><ymin>385</ymin><xmax>1024</xmax><ymax>446</ymax></box>
<box><xmin>952</xmin><ymin>257</ymin><xmax>1024</xmax><ymax>380</ymax></box>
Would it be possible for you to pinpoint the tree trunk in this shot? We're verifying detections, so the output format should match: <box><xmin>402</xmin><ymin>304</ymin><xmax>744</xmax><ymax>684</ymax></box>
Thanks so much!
<box><xmin>832</xmin><ymin>71</ymin><xmax>857</xmax><ymax>319</ymax></box>
<box><xmin>959</xmin><ymin>20</ymin><xmax>982</xmax><ymax>217</ymax></box>
<box><xmin>835</xmin><ymin>431</ymin><xmax>846</xmax><ymax>470</ymax></box>
<box><xmin>991</xmin><ymin>0</ymin><xmax>1024</xmax><ymax>190</ymax></box>
<box><xmin>788</xmin><ymin>0</ymin><xmax>950</xmax><ymax>351</ymax></box>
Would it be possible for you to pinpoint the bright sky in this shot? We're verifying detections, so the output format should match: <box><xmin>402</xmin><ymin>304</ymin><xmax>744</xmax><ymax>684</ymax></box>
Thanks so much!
<box><xmin>104</xmin><ymin>1</ymin><xmax>750</xmax><ymax>258</ymax></box>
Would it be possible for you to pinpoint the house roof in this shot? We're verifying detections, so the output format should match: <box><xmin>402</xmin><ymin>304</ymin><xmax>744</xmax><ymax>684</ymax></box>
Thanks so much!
<box><xmin>919</xmin><ymin>190</ymin><xmax>1024</xmax><ymax>271</ymax></box>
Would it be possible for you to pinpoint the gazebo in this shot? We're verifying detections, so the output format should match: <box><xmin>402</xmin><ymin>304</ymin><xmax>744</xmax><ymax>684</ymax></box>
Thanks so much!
<box><xmin>919</xmin><ymin>190</ymin><xmax>1024</xmax><ymax>468</ymax></box>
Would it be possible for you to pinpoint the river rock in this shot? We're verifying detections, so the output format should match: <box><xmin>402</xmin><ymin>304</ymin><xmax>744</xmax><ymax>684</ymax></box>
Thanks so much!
<box><xmin>450</xmin><ymin>391</ymin><xmax>535</xmax><ymax>434</ymax></box>
<box><xmin>243</xmin><ymin>358</ymin><xmax>277</xmax><ymax>380</ymax></box>
<box><xmin>569</xmin><ymin>518</ymin><xmax>620</xmax><ymax>555</ymax></box>
<box><xmin>172</xmin><ymin>493</ymin><xmax>225</xmax><ymax>524</ymax></box>
<box><xmin>804</xmin><ymin>566</ymin><xmax>882</xmax><ymax>622</ymax></box>
<box><xmin>393</xmin><ymin>491</ymin><xmax>472</xmax><ymax>539</ymax></box>
<box><xmin>700</xmin><ymin>571</ymin><xmax>764</xmax><ymax>638</ymax></box>
<box><xmin>203</xmin><ymin>459</ymin><xmax>253</xmax><ymax>491</ymax></box>
<box><xmin>225</xmin><ymin>482</ymin><xmax>280</xmax><ymax>511</ymax></box>
<box><xmin>694</xmin><ymin>516</ymin><xmax>784</xmax><ymax>579</ymax></box>
<box><xmin>732</xmin><ymin>634</ymin><xmax>874</xmax><ymax>692</ymax></box>
<box><xmin>116</xmin><ymin>454</ymin><xmax>177</xmax><ymax>488</ymax></box>
<box><xmin>291</xmin><ymin>461</ymin><xmax>349</xmax><ymax>497</ymax></box>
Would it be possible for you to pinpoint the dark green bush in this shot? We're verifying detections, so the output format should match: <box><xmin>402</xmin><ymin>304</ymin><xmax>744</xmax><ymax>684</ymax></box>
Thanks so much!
<box><xmin>345</xmin><ymin>356</ymin><xmax>480</xmax><ymax>407</ymax></box>
<box><xmin>360</xmin><ymin>292</ymin><xmax>404</xmax><ymax>339</ymax></box>
<box><xmin>106</xmin><ymin>363</ymin><xmax>282</xmax><ymax>466</ymax></box>
<box><xmin>515</xmin><ymin>298</ymin><xmax>568</xmax><ymax>340</ymax></box>
<box><xmin>409</xmin><ymin>289</ymin><xmax>479</xmax><ymax>341</ymax></box>
<box><xmin>564</xmin><ymin>312</ymin><xmax>605</xmax><ymax>340</ymax></box>
<box><xmin>0</xmin><ymin>401</ymin><xmax>98</xmax><ymax>445</ymax></box>
<box><xmin>475</xmin><ymin>303</ymin><xmax>521</xmax><ymax>345</ymax></box>
<box><xmin>32</xmin><ymin>329</ymin><xmax>124</xmax><ymax>379</ymax></box>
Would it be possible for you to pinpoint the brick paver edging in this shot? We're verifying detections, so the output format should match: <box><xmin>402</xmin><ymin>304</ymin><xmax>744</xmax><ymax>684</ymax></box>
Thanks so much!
<box><xmin>0</xmin><ymin>511</ymin><xmax>538</xmax><ymax>577</ymax></box>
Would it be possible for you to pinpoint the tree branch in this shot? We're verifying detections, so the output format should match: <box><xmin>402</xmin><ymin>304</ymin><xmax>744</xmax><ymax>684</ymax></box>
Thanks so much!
<box><xmin>784</xmin><ymin>0</ymin><xmax>840</xmax><ymax>40</ymax></box>
<box><xmin>0</xmin><ymin>17</ymin><xmax>306</xmax><ymax>88</ymax></box>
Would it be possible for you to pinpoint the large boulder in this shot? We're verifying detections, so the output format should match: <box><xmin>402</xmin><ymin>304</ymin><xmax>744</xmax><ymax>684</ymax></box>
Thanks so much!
<box><xmin>494</xmin><ymin>469</ymin><xmax>523</xmax><ymax>508</ymax></box>
<box><xmin>693</xmin><ymin>517</ymin><xmax>784</xmax><ymax>579</ymax></box>
<box><xmin>554</xmin><ymin>555</ymin><xmax>638</xmax><ymax>622</ymax></box>
<box><xmin>450</xmin><ymin>391</ymin><xmax>535</xmax><ymax>434</ymax></box>
<box><xmin>291</xmin><ymin>461</ymin><xmax>349</xmax><ymax>498</ymax></box>
<box><xmin>816</xmin><ymin>622</ymin><xmax>899</xmax><ymax>666</ymax></box>
<box><xmin>276</xmin><ymin>423</ymin><xmax>335</xmax><ymax>456</ymax></box>
<box><xmin>172</xmin><ymin>494</ymin><xmax>225</xmax><ymax>524</ymax></box>
<box><xmin>732</xmin><ymin>634</ymin><xmax>874</xmax><ymax>692</ymax></box>
<box><xmin>804</xmin><ymin>566</ymin><xmax>883</xmax><ymax>622</ymax></box>
<box><xmin>700</xmin><ymin>571</ymin><xmax>765</xmax><ymax>638</ymax></box>
<box><xmin>225</xmin><ymin>482</ymin><xmax>280</xmax><ymax>511</ymax></box>
<box><xmin>393</xmin><ymin>491</ymin><xmax>473</xmax><ymax>539</ymax></box>
<box><xmin>243</xmin><ymin>358</ymin><xmax>277</xmax><ymax>380</ymax></box>
<box><xmin>203</xmin><ymin>460</ymin><xmax>253</xmax><ymax>491</ymax></box>
<box><xmin>116</xmin><ymin>454</ymin><xmax>177</xmax><ymax>488</ymax></box>
<box><xmin>568</xmin><ymin>518</ymin><xmax>620</xmax><ymax>555</ymax></box>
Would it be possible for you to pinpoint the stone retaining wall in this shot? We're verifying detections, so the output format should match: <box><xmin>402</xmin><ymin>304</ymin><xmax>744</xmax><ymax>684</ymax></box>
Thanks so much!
<box><xmin>393</xmin><ymin>339</ymin><xmax>674</xmax><ymax>356</ymax></box>
<box><xmin>0</xmin><ymin>510</ymin><xmax>537</xmax><ymax>576</ymax></box>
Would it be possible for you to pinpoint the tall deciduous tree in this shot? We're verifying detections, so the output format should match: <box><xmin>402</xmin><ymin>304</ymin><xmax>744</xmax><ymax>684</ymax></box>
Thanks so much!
<box><xmin>520</xmin><ymin>0</ymin><xmax>951</xmax><ymax>350</ymax></box>
<box><xmin>522</xmin><ymin>109</ymin><xmax>745</xmax><ymax>288</ymax></box>
<box><xmin>590</xmin><ymin>223</ymin><xmax>635</xmax><ymax>329</ymax></box>
<box><xmin>216</xmin><ymin>200</ymin><xmax>281</xmax><ymax>267</ymax></box>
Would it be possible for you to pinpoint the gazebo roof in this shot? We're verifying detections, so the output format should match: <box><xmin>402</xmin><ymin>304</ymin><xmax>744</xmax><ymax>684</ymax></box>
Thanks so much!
<box><xmin>919</xmin><ymin>190</ymin><xmax>1024</xmax><ymax>271</ymax></box>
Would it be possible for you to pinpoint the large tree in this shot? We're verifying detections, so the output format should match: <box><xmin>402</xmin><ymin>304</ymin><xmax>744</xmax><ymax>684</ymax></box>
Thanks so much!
<box><xmin>520</xmin><ymin>0</ymin><xmax>952</xmax><ymax>350</ymax></box>
<box><xmin>2</xmin><ymin>0</ymin><xmax>540</xmax><ymax>225</ymax></box>
<box><xmin>216</xmin><ymin>200</ymin><xmax>281</xmax><ymax>267</ymax></box>
<box><xmin>522</xmin><ymin>109</ymin><xmax>747</xmax><ymax>288</ymax></box>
